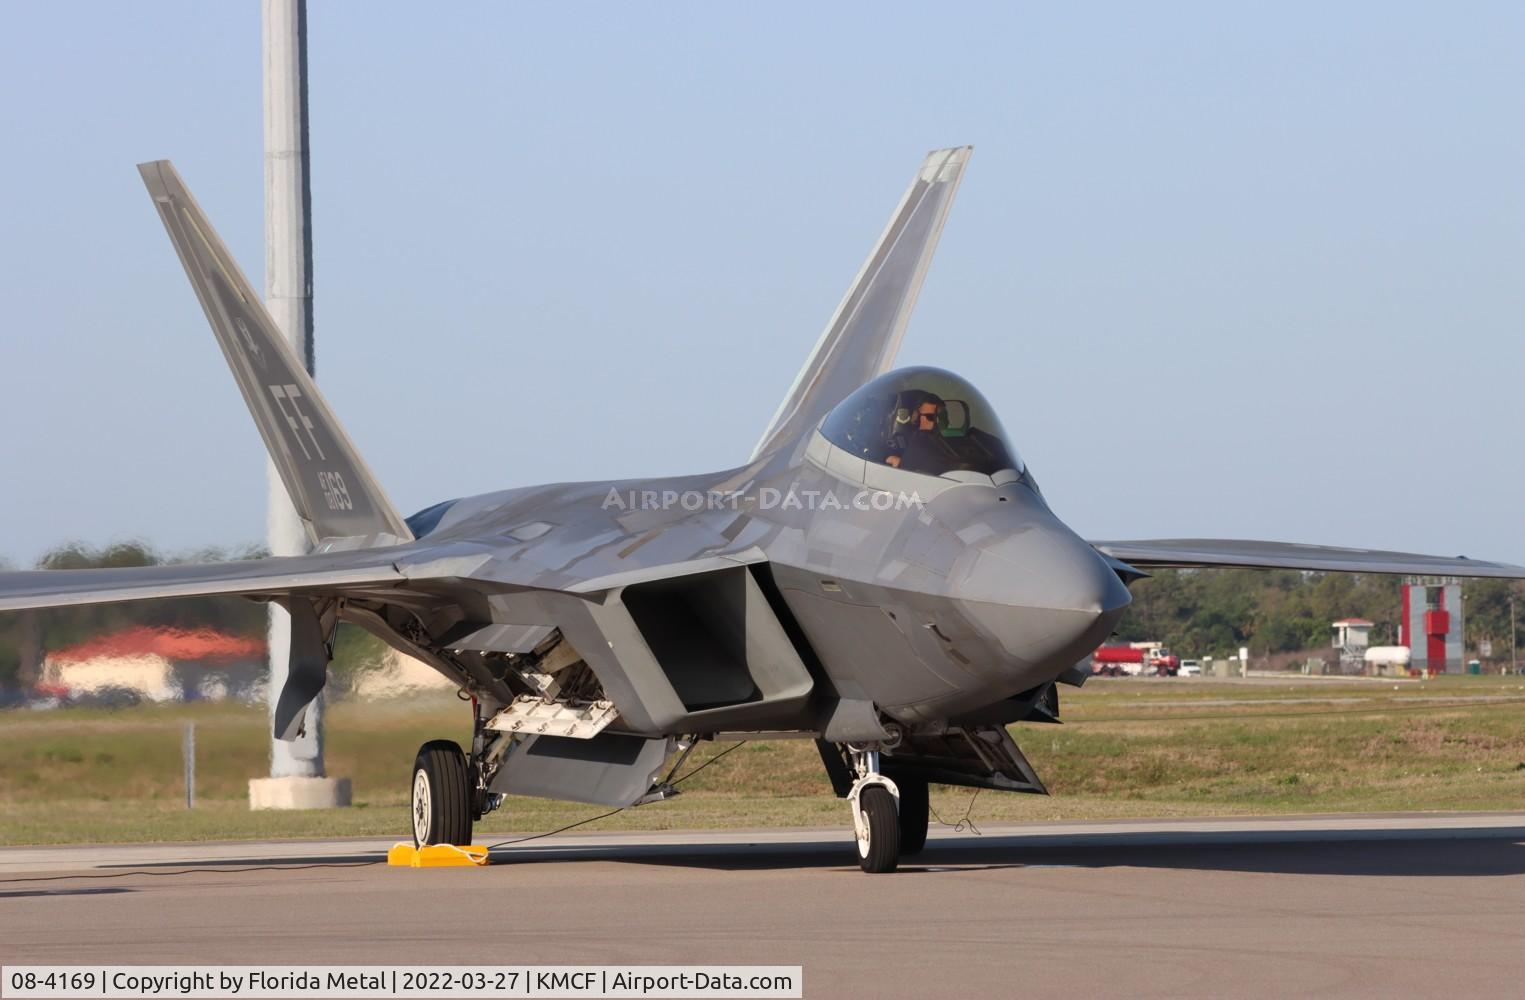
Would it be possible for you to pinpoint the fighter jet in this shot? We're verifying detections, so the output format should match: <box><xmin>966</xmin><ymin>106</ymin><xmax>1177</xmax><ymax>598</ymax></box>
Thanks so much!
<box><xmin>3</xmin><ymin>148</ymin><xmax>1521</xmax><ymax>872</ymax></box>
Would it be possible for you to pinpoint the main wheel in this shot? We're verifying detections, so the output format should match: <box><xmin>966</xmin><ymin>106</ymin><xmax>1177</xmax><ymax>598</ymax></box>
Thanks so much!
<box><xmin>411</xmin><ymin>740</ymin><xmax>473</xmax><ymax>847</ymax></box>
<box><xmin>896</xmin><ymin>776</ymin><xmax>930</xmax><ymax>856</ymax></box>
<box><xmin>855</xmin><ymin>784</ymin><xmax>900</xmax><ymax>873</ymax></box>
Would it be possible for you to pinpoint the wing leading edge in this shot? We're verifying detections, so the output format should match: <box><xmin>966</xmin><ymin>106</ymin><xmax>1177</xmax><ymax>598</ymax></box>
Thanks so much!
<box><xmin>0</xmin><ymin>550</ymin><xmax>409</xmax><ymax>614</ymax></box>
<box><xmin>1090</xmin><ymin>538</ymin><xmax>1525</xmax><ymax>579</ymax></box>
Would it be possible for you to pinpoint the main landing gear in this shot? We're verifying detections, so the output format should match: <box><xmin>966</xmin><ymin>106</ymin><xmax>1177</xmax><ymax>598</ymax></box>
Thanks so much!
<box><xmin>846</xmin><ymin>748</ymin><xmax>930</xmax><ymax>873</ymax></box>
<box><xmin>411</xmin><ymin>740</ymin><xmax>474</xmax><ymax>847</ymax></box>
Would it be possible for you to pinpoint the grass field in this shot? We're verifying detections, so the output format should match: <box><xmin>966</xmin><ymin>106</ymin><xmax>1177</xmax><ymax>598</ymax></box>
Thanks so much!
<box><xmin>3</xmin><ymin>675</ymin><xmax>1524</xmax><ymax>845</ymax></box>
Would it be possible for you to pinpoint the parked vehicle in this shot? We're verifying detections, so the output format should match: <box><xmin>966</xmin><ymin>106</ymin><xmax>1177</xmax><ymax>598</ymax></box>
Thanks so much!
<box><xmin>1091</xmin><ymin>642</ymin><xmax>1180</xmax><ymax>676</ymax></box>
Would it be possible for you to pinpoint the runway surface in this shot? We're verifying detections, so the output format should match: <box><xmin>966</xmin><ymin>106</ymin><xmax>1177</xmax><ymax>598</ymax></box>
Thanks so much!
<box><xmin>3</xmin><ymin>813</ymin><xmax>1525</xmax><ymax>998</ymax></box>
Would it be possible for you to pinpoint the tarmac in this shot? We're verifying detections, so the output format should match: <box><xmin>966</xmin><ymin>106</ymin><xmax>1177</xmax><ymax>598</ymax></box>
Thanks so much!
<box><xmin>2</xmin><ymin>813</ymin><xmax>1524</xmax><ymax>998</ymax></box>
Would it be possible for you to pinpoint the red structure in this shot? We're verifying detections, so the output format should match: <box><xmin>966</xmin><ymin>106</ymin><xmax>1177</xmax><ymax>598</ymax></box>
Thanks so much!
<box><xmin>1399</xmin><ymin>582</ymin><xmax>1462</xmax><ymax>675</ymax></box>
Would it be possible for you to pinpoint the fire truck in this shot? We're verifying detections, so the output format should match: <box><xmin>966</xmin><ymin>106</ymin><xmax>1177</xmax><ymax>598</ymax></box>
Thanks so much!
<box><xmin>1091</xmin><ymin>641</ymin><xmax>1180</xmax><ymax>677</ymax></box>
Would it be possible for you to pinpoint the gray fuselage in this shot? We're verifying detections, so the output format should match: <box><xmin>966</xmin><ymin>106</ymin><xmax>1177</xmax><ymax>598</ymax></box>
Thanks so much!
<box><xmin>399</xmin><ymin>404</ymin><xmax>1131</xmax><ymax>733</ymax></box>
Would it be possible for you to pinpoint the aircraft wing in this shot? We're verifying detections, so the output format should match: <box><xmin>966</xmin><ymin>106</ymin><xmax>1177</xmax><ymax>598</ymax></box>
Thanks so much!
<box><xmin>0</xmin><ymin>549</ymin><xmax>411</xmax><ymax>613</ymax></box>
<box><xmin>750</xmin><ymin>146</ymin><xmax>972</xmax><ymax>459</ymax></box>
<box><xmin>0</xmin><ymin>537</ymin><xmax>768</xmax><ymax>613</ymax></box>
<box><xmin>1089</xmin><ymin>538</ymin><xmax>1525</xmax><ymax>579</ymax></box>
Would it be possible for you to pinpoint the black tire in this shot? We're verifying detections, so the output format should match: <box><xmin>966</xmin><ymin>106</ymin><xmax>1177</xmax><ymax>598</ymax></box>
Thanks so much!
<box><xmin>411</xmin><ymin>740</ymin><xmax>473</xmax><ymax>847</ymax></box>
<box><xmin>855</xmin><ymin>784</ymin><xmax>900</xmax><ymax>873</ymax></box>
<box><xmin>896</xmin><ymin>777</ymin><xmax>930</xmax><ymax>856</ymax></box>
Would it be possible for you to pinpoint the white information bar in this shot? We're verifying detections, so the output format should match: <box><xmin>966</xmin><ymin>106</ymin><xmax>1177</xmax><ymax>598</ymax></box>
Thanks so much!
<box><xmin>1</xmin><ymin>967</ymin><xmax>803</xmax><ymax>999</ymax></box>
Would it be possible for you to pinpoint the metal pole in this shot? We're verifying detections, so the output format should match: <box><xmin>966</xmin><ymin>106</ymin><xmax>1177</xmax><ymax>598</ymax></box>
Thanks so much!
<box><xmin>1511</xmin><ymin>590</ymin><xmax>1518</xmax><ymax>676</ymax></box>
<box><xmin>263</xmin><ymin>0</ymin><xmax>322</xmax><ymax>778</ymax></box>
<box><xmin>183</xmin><ymin>723</ymin><xmax>196</xmax><ymax>810</ymax></box>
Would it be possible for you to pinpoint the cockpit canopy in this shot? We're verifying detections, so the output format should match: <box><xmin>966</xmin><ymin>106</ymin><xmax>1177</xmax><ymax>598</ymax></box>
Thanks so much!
<box><xmin>819</xmin><ymin>367</ymin><xmax>1023</xmax><ymax>478</ymax></box>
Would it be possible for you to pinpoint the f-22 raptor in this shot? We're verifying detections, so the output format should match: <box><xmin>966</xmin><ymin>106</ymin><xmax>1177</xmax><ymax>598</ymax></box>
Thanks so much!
<box><xmin>3</xmin><ymin>148</ymin><xmax>1520</xmax><ymax>872</ymax></box>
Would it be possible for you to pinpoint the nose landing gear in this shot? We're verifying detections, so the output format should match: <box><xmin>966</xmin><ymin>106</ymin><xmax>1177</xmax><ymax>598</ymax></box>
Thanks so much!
<box><xmin>854</xmin><ymin>746</ymin><xmax>921</xmax><ymax>871</ymax></box>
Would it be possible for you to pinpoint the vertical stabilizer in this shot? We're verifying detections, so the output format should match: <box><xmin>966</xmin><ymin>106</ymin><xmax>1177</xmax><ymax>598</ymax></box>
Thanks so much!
<box><xmin>751</xmin><ymin>146</ymin><xmax>972</xmax><ymax>459</ymax></box>
<box><xmin>138</xmin><ymin>160</ymin><xmax>413</xmax><ymax>546</ymax></box>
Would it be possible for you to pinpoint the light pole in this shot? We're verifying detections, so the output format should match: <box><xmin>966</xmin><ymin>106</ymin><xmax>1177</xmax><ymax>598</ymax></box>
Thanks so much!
<box><xmin>247</xmin><ymin>0</ymin><xmax>347</xmax><ymax>810</ymax></box>
<box><xmin>263</xmin><ymin>0</ymin><xmax>320</xmax><ymax>780</ymax></box>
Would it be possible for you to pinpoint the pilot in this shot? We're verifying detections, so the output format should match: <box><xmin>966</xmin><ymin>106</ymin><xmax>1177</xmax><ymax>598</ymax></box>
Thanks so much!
<box><xmin>884</xmin><ymin>396</ymin><xmax>943</xmax><ymax>470</ymax></box>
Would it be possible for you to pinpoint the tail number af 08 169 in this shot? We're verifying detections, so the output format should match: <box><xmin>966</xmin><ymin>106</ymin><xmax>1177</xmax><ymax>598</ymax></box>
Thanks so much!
<box><xmin>318</xmin><ymin>471</ymin><xmax>354</xmax><ymax>511</ymax></box>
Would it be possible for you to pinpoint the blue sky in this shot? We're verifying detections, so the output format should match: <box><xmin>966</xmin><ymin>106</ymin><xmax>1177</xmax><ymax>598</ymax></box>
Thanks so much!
<box><xmin>1</xmin><ymin>2</ymin><xmax>1521</xmax><ymax>566</ymax></box>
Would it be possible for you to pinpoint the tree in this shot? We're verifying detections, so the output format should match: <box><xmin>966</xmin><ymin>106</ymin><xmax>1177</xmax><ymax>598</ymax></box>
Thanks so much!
<box><xmin>1115</xmin><ymin>568</ymin><xmax>1402</xmax><ymax>659</ymax></box>
<box><xmin>1463</xmin><ymin>579</ymin><xmax>1520</xmax><ymax>660</ymax></box>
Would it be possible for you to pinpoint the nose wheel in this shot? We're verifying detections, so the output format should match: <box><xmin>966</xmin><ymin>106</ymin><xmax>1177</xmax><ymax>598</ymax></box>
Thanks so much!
<box><xmin>854</xmin><ymin>784</ymin><xmax>899</xmax><ymax>872</ymax></box>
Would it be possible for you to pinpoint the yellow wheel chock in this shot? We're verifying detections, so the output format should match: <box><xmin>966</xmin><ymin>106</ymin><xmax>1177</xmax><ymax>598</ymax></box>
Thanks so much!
<box><xmin>387</xmin><ymin>842</ymin><xmax>490</xmax><ymax>867</ymax></box>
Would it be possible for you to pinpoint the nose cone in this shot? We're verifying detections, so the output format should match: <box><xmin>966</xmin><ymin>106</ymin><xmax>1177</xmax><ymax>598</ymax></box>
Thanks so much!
<box><xmin>953</xmin><ymin>520</ymin><xmax>1132</xmax><ymax>665</ymax></box>
<box><xmin>958</xmin><ymin>522</ymin><xmax>1133</xmax><ymax>616</ymax></box>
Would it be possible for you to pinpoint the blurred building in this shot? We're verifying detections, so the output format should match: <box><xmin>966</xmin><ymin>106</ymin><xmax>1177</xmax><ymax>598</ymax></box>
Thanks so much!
<box><xmin>1332</xmin><ymin>618</ymin><xmax>1372</xmax><ymax>674</ymax></box>
<box><xmin>39</xmin><ymin>626</ymin><xmax>266</xmax><ymax>703</ymax></box>
<box><xmin>347</xmin><ymin>649</ymin><xmax>455</xmax><ymax>698</ymax></box>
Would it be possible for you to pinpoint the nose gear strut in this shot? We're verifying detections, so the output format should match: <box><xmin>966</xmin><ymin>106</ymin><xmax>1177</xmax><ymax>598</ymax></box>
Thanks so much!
<box><xmin>847</xmin><ymin>747</ymin><xmax>901</xmax><ymax>873</ymax></box>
